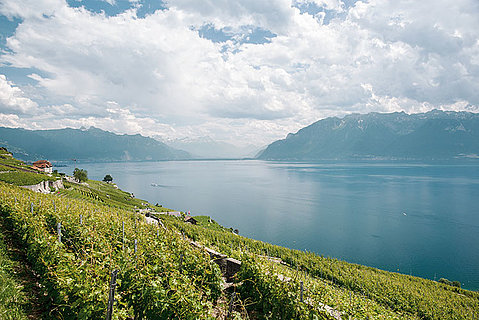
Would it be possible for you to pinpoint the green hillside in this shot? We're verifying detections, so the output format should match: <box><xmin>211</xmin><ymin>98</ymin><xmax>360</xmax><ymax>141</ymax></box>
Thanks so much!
<box><xmin>0</xmin><ymin>152</ymin><xmax>477</xmax><ymax>319</ymax></box>
<box><xmin>0</xmin><ymin>126</ymin><xmax>191</xmax><ymax>161</ymax></box>
<box><xmin>258</xmin><ymin>110</ymin><xmax>479</xmax><ymax>160</ymax></box>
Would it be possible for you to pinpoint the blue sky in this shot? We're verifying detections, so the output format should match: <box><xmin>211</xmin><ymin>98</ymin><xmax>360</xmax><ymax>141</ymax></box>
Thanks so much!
<box><xmin>0</xmin><ymin>0</ymin><xmax>478</xmax><ymax>146</ymax></box>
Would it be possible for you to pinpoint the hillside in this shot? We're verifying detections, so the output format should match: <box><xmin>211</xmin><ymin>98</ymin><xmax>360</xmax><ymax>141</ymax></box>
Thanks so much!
<box><xmin>0</xmin><ymin>126</ymin><xmax>191</xmax><ymax>161</ymax></box>
<box><xmin>258</xmin><ymin>110</ymin><xmax>479</xmax><ymax>160</ymax></box>
<box><xmin>0</xmin><ymin>152</ymin><xmax>477</xmax><ymax>319</ymax></box>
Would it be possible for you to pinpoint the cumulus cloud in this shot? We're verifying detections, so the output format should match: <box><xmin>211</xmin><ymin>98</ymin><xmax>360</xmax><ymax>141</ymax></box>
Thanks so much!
<box><xmin>0</xmin><ymin>0</ymin><xmax>478</xmax><ymax>145</ymax></box>
<box><xmin>0</xmin><ymin>74</ymin><xmax>38</xmax><ymax>114</ymax></box>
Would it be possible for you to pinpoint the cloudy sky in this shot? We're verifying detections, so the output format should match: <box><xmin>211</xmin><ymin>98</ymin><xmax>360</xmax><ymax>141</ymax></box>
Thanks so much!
<box><xmin>0</xmin><ymin>0</ymin><xmax>478</xmax><ymax>147</ymax></box>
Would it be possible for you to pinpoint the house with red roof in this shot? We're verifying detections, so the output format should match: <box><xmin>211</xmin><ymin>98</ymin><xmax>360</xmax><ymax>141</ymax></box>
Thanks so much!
<box><xmin>32</xmin><ymin>160</ymin><xmax>53</xmax><ymax>173</ymax></box>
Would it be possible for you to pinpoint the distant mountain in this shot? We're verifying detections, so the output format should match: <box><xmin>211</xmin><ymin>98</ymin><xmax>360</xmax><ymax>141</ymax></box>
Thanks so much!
<box><xmin>160</xmin><ymin>136</ymin><xmax>261</xmax><ymax>159</ymax></box>
<box><xmin>258</xmin><ymin>110</ymin><xmax>479</xmax><ymax>160</ymax></box>
<box><xmin>0</xmin><ymin>126</ymin><xmax>191</xmax><ymax>161</ymax></box>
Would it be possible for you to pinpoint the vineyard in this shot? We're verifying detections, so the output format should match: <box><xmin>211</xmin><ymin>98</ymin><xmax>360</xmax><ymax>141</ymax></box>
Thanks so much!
<box><xmin>166</xmin><ymin>216</ymin><xmax>479</xmax><ymax>319</ymax></box>
<box><xmin>0</xmin><ymin>182</ymin><xmax>223</xmax><ymax>319</ymax></box>
<box><xmin>0</xmin><ymin>151</ymin><xmax>478</xmax><ymax>319</ymax></box>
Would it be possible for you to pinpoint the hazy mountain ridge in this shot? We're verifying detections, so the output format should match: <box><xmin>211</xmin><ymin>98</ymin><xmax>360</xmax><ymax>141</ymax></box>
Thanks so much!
<box><xmin>158</xmin><ymin>136</ymin><xmax>262</xmax><ymax>159</ymax></box>
<box><xmin>0</xmin><ymin>126</ymin><xmax>191</xmax><ymax>161</ymax></box>
<box><xmin>258</xmin><ymin>110</ymin><xmax>479</xmax><ymax>160</ymax></box>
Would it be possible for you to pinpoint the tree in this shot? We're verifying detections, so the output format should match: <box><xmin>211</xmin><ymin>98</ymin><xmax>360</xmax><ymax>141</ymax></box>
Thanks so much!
<box><xmin>103</xmin><ymin>174</ymin><xmax>113</xmax><ymax>183</ymax></box>
<box><xmin>73</xmin><ymin>168</ymin><xmax>88</xmax><ymax>182</ymax></box>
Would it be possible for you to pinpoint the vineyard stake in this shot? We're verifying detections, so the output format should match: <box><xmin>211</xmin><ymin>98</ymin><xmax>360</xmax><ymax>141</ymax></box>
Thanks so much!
<box><xmin>105</xmin><ymin>269</ymin><xmax>119</xmax><ymax>320</ymax></box>
<box><xmin>53</xmin><ymin>200</ymin><xmax>56</xmax><ymax>212</ymax></box>
<box><xmin>57</xmin><ymin>222</ymin><xmax>62</xmax><ymax>243</ymax></box>
<box><xmin>31</xmin><ymin>202</ymin><xmax>33</xmax><ymax>213</ymax></box>
<box><xmin>300</xmin><ymin>281</ymin><xmax>304</xmax><ymax>302</ymax></box>
<box><xmin>227</xmin><ymin>292</ymin><xmax>236</xmax><ymax>319</ymax></box>
<box><xmin>134</xmin><ymin>239</ymin><xmax>137</xmax><ymax>255</ymax></box>
<box><xmin>122</xmin><ymin>221</ymin><xmax>125</xmax><ymax>251</ymax></box>
<box><xmin>179</xmin><ymin>253</ymin><xmax>184</xmax><ymax>273</ymax></box>
<box><xmin>80</xmin><ymin>214</ymin><xmax>83</xmax><ymax>225</ymax></box>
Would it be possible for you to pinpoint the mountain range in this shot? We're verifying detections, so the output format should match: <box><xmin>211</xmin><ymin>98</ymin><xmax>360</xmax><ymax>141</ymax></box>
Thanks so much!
<box><xmin>258</xmin><ymin>110</ymin><xmax>479</xmax><ymax>160</ymax></box>
<box><xmin>0</xmin><ymin>126</ymin><xmax>190</xmax><ymax>161</ymax></box>
<box><xmin>159</xmin><ymin>136</ymin><xmax>261</xmax><ymax>159</ymax></box>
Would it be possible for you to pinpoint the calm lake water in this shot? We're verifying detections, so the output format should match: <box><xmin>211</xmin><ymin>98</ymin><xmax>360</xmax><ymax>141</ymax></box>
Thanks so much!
<box><xmin>61</xmin><ymin>160</ymin><xmax>479</xmax><ymax>290</ymax></box>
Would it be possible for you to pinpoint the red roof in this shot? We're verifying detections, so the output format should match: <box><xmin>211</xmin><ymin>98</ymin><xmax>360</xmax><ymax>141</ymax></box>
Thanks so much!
<box><xmin>33</xmin><ymin>160</ymin><xmax>52</xmax><ymax>168</ymax></box>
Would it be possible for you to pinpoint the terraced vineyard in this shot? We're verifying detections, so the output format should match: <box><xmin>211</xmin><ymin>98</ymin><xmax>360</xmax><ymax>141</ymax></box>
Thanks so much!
<box><xmin>0</xmin><ymin>182</ymin><xmax>222</xmax><ymax>319</ymax></box>
<box><xmin>166</xmin><ymin>216</ymin><xmax>479</xmax><ymax>320</ymax></box>
<box><xmin>0</xmin><ymin>151</ymin><xmax>478</xmax><ymax>319</ymax></box>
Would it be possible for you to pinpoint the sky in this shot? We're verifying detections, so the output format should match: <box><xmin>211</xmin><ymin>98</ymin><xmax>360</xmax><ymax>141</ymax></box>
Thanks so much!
<box><xmin>0</xmin><ymin>0</ymin><xmax>478</xmax><ymax>147</ymax></box>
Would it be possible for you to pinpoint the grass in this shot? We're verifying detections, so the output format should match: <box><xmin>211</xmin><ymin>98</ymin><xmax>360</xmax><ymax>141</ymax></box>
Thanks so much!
<box><xmin>0</xmin><ymin>150</ymin><xmax>57</xmax><ymax>186</ymax></box>
<box><xmin>193</xmin><ymin>215</ymin><xmax>234</xmax><ymax>233</ymax></box>
<box><xmin>59</xmin><ymin>180</ymin><xmax>173</xmax><ymax>212</ymax></box>
<box><xmin>0</xmin><ymin>230</ymin><xmax>28</xmax><ymax>320</ymax></box>
<box><xmin>0</xmin><ymin>171</ymin><xmax>58</xmax><ymax>186</ymax></box>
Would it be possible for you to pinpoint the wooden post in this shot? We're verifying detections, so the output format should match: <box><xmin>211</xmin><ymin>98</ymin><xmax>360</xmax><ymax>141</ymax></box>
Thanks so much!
<box><xmin>134</xmin><ymin>239</ymin><xmax>137</xmax><ymax>255</ymax></box>
<box><xmin>300</xmin><ymin>281</ymin><xmax>304</xmax><ymax>302</ymax></box>
<box><xmin>179</xmin><ymin>253</ymin><xmax>184</xmax><ymax>273</ymax></box>
<box><xmin>227</xmin><ymin>292</ymin><xmax>236</xmax><ymax>319</ymax></box>
<box><xmin>57</xmin><ymin>222</ymin><xmax>61</xmax><ymax>243</ymax></box>
<box><xmin>53</xmin><ymin>200</ymin><xmax>56</xmax><ymax>212</ymax></box>
<box><xmin>31</xmin><ymin>202</ymin><xmax>33</xmax><ymax>213</ymax></box>
<box><xmin>80</xmin><ymin>214</ymin><xmax>83</xmax><ymax>225</ymax></box>
<box><xmin>122</xmin><ymin>221</ymin><xmax>125</xmax><ymax>251</ymax></box>
<box><xmin>105</xmin><ymin>269</ymin><xmax>119</xmax><ymax>320</ymax></box>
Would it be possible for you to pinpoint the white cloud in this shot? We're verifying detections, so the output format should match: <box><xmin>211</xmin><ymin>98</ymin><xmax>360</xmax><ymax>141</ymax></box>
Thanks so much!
<box><xmin>0</xmin><ymin>113</ymin><xmax>23</xmax><ymax>128</ymax></box>
<box><xmin>0</xmin><ymin>74</ymin><xmax>38</xmax><ymax>114</ymax></box>
<box><xmin>0</xmin><ymin>0</ymin><xmax>478</xmax><ymax>146</ymax></box>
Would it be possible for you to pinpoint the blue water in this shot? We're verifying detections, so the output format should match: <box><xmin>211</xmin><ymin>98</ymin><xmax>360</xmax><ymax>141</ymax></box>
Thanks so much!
<box><xmin>60</xmin><ymin>160</ymin><xmax>479</xmax><ymax>290</ymax></box>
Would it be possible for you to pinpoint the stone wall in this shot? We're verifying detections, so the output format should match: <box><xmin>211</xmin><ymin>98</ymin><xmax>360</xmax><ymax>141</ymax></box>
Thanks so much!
<box><xmin>21</xmin><ymin>179</ymin><xmax>64</xmax><ymax>194</ymax></box>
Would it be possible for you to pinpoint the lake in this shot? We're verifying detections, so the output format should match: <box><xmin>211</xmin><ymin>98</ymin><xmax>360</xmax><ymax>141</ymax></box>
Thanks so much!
<box><xmin>60</xmin><ymin>160</ymin><xmax>479</xmax><ymax>290</ymax></box>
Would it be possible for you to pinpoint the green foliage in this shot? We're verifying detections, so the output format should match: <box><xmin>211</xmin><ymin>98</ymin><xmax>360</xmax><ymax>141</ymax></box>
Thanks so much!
<box><xmin>59</xmin><ymin>180</ymin><xmax>165</xmax><ymax>211</ymax></box>
<box><xmin>103</xmin><ymin>174</ymin><xmax>113</xmax><ymax>182</ymax></box>
<box><xmin>0</xmin><ymin>182</ymin><xmax>222</xmax><ymax>319</ymax></box>
<box><xmin>0</xmin><ymin>152</ymin><xmax>56</xmax><ymax>186</ymax></box>
<box><xmin>165</xmin><ymin>215</ymin><xmax>479</xmax><ymax>320</ymax></box>
<box><xmin>73</xmin><ymin>168</ymin><xmax>88</xmax><ymax>182</ymax></box>
<box><xmin>0</xmin><ymin>152</ymin><xmax>477</xmax><ymax>319</ymax></box>
<box><xmin>0</xmin><ymin>229</ymin><xmax>28</xmax><ymax>320</ymax></box>
<box><xmin>0</xmin><ymin>171</ymin><xmax>57</xmax><ymax>186</ymax></box>
<box><xmin>194</xmin><ymin>215</ymin><xmax>231</xmax><ymax>232</ymax></box>
<box><xmin>237</xmin><ymin>256</ymin><xmax>321</xmax><ymax>319</ymax></box>
<box><xmin>438</xmin><ymin>278</ymin><xmax>462</xmax><ymax>288</ymax></box>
